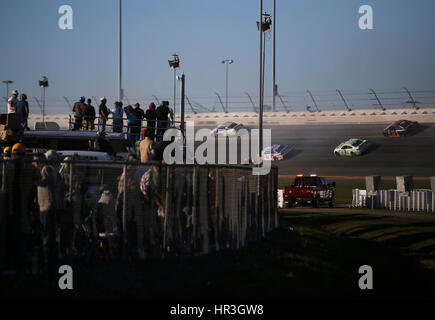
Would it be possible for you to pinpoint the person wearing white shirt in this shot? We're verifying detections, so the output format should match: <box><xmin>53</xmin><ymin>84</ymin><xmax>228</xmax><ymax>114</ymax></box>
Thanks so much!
<box><xmin>7</xmin><ymin>90</ymin><xmax>19</xmax><ymax>114</ymax></box>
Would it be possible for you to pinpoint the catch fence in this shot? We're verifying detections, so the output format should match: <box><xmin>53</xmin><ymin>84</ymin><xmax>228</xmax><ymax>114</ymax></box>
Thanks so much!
<box><xmin>0</xmin><ymin>159</ymin><xmax>278</xmax><ymax>269</ymax></box>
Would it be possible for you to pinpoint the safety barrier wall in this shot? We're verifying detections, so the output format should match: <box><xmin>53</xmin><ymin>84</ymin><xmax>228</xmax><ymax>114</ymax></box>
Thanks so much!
<box><xmin>352</xmin><ymin>189</ymin><xmax>435</xmax><ymax>212</ymax></box>
<box><xmin>0</xmin><ymin>160</ymin><xmax>278</xmax><ymax>272</ymax></box>
<box><xmin>27</xmin><ymin>107</ymin><xmax>435</xmax><ymax>130</ymax></box>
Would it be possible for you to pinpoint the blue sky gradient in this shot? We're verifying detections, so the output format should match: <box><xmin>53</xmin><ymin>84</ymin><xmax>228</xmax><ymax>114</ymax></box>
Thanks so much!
<box><xmin>0</xmin><ymin>0</ymin><xmax>434</xmax><ymax>112</ymax></box>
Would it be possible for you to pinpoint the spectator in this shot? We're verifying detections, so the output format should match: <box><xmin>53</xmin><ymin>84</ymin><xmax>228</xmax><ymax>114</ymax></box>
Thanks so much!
<box><xmin>94</xmin><ymin>131</ymin><xmax>113</xmax><ymax>155</ymax></box>
<box><xmin>124</xmin><ymin>105</ymin><xmax>138</xmax><ymax>142</ymax></box>
<box><xmin>16</xmin><ymin>93</ymin><xmax>30</xmax><ymax>130</ymax></box>
<box><xmin>139</xmin><ymin>130</ymin><xmax>155</xmax><ymax>163</ymax></box>
<box><xmin>115</xmin><ymin>163</ymin><xmax>144</xmax><ymax>260</ymax></box>
<box><xmin>7</xmin><ymin>90</ymin><xmax>19</xmax><ymax>114</ymax></box>
<box><xmin>145</xmin><ymin>102</ymin><xmax>157</xmax><ymax>135</ymax></box>
<box><xmin>98</xmin><ymin>96</ymin><xmax>111</xmax><ymax>133</ymax></box>
<box><xmin>83</xmin><ymin>98</ymin><xmax>96</xmax><ymax>131</ymax></box>
<box><xmin>133</xmin><ymin>103</ymin><xmax>145</xmax><ymax>139</ymax></box>
<box><xmin>72</xmin><ymin>97</ymin><xmax>86</xmax><ymax>130</ymax></box>
<box><xmin>112</xmin><ymin>101</ymin><xmax>124</xmax><ymax>133</ymax></box>
<box><xmin>156</xmin><ymin>101</ymin><xmax>171</xmax><ymax>141</ymax></box>
<box><xmin>140</xmin><ymin>164</ymin><xmax>163</xmax><ymax>253</ymax></box>
<box><xmin>34</xmin><ymin>150</ymin><xmax>60</xmax><ymax>274</ymax></box>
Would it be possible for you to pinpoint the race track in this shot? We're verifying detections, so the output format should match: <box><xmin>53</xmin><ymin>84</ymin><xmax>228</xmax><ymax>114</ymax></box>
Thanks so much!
<box><xmin>268</xmin><ymin>123</ymin><xmax>435</xmax><ymax>177</ymax></box>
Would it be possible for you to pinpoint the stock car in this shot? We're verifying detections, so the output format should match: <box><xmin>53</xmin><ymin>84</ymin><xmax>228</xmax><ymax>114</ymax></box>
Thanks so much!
<box><xmin>383</xmin><ymin>119</ymin><xmax>420</xmax><ymax>137</ymax></box>
<box><xmin>211</xmin><ymin>122</ymin><xmax>250</xmax><ymax>136</ymax></box>
<box><xmin>334</xmin><ymin>138</ymin><xmax>370</xmax><ymax>157</ymax></box>
<box><xmin>262</xmin><ymin>144</ymin><xmax>293</xmax><ymax>161</ymax></box>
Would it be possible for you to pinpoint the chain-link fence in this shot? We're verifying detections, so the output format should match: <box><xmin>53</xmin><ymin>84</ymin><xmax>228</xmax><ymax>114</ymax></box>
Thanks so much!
<box><xmin>0</xmin><ymin>158</ymin><xmax>277</xmax><ymax>273</ymax></box>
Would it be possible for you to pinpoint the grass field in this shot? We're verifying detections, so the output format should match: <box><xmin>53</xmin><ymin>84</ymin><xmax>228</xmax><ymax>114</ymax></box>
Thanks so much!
<box><xmin>4</xmin><ymin>208</ymin><xmax>435</xmax><ymax>300</ymax></box>
<box><xmin>278</xmin><ymin>180</ymin><xmax>432</xmax><ymax>204</ymax></box>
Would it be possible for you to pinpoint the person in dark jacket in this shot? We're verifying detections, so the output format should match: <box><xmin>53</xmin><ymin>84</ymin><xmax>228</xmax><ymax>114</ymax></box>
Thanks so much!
<box><xmin>98</xmin><ymin>97</ymin><xmax>111</xmax><ymax>133</ymax></box>
<box><xmin>83</xmin><ymin>99</ymin><xmax>96</xmax><ymax>131</ymax></box>
<box><xmin>155</xmin><ymin>101</ymin><xmax>171</xmax><ymax>141</ymax></box>
<box><xmin>145</xmin><ymin>102</ymin><xmax>157</xmax><ymax>136</ymax></box>
<box><xmin>132</xmin><ymin>103</ymin><xmax>144</xmax><ymax>141</ymax></box>
<box><xmin>72</xmin><ymin>97</ymin><xmax>86</xmax><ymax>130</ymax></box>
<box><xmin>17</xmin><ymin>93</ymin><xmax>30</xmax><ymax>130</ymax></box>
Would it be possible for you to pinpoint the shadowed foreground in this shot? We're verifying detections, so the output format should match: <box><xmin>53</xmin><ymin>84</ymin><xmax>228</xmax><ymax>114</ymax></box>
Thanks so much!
<box><xmin>2</xmin><ymin>208</ymin><xmax>435</xmax><ymax>299</ymax></box>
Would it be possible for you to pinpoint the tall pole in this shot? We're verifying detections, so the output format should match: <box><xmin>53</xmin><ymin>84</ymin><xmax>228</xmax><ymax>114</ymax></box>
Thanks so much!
<box><xmin>369</xmin><ymin>88</ymin><xmax>385</xmax><ymax>111</ymax></box>
<box><xmin>180</xmin><ymin>73</ymin><xmax>185</xmax><ymax>159</ymax></box>
<box><xmin>173</xmin><ymin>68</ymin><xmax>176</xmax><ymax>123</ymax></box>
<box><xmin>118</xmin><ymin>0</ymin><xmax>122</xmax><ymax>102</ymax></box>
<box><xmin>259</xmin><ymin>0</ymin><xmax>263</xmax><ymax>161</ymax></box>
<box><xmin>225</xmin><ymin>62</ymin><xmax>229</xmax><ymax>113</ymax></box>
<box><xmin>3</xmin><ymin>80</ymin><xmax>13</xmax><ymax>113</ymax></box>
<box><xmin>42</xmin><ymin>87</ymin><xmax>46</xmax><ymax>124</ymax></box>
<box><xmin>272</xmin><ymin>0</ymin><xmax>276</xmax><ymax>112</ymax></box>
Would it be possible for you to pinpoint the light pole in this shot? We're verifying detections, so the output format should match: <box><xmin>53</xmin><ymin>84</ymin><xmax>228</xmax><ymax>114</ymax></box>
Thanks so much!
<box><xmin>118</xmin><ymin>0</ymin><xmax>123</xmax><ymax>103</ymax></box>
<box><xmin>221</xmin><ymin>59</ymin><xmax>233</xmax><ymax>113</ymax></box>
<box><xmin>2</xmin><ymin>80</ymin><xmax>13</xmax><ymax>113</ymax></box>
<box><xmin>168</xmin><ymin>54</ymin><xmax>180</xmax><ymax>124</ymax></box>
<box><xmin>39</xmin><ymin>76</ymin><xmax>49</xmax><ymax>124</ymax></box>
<box><xmin>272</xmin><ymin>0</ymin><xmax>276</xmax><ymax>112</ymax></box>
<box><xmin>257</xmin><ymin>8</ymin><xmax>272</xmax><ymax>162</ymax></box>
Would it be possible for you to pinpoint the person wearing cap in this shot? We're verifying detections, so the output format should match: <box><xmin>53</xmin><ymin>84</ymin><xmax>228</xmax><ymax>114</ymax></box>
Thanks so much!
<box><xmin>112</xmin><ymin>101</ymin><xmax>124</xmax><ymax>133</ymax></box>
<box><xmin>83</xmin><ymin>98</ymin><xmax>96</xmax><ymax>131</ymax></box>
<box><xmin>72</xmin><ymin>97</ymin><xmax>86</xmax><ymax>130</ymax></box>
<box><xmin>145</xmin><ymin>102</ymin><xmax>157</xmax><ymax>136</ymax></box>
<box><xmin>2</xmin><ymin>146</ymin><xmax>11</xmax><ymax>159</ymax></box>
<box><xmin>98</xmin><ymin>96</ymin><xmax>111</xmax><ymax>133</ymax></box>
<box><xmin>3</xmin><ymin>142</ymin><xmax>37</xmax><ymax>274</ymax></box>
<box><xmin>16</xmin><ymin>93</ymin><xmax>30</xmax><ymax>130</ymax></box>
<box><xmin>7</xmin><ymin>90</ymin><xmax>19</xmax><ymax>114</ymax></box>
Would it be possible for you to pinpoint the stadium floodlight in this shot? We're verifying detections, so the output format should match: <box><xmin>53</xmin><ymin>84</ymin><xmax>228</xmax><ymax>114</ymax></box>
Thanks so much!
<box><xmin>39</xmin><ymin>76</ymin><xmax>49</xmax><ymax>124</ymax></box>
<box><xmin>256</xmin><ymin>13</ymin><xmax>272</xmax><ymax>33</ymax></box>
<box><xmin>168</xmin><ymin>54</ymin><xmax>180</xmax><ymax>124</ymax></box>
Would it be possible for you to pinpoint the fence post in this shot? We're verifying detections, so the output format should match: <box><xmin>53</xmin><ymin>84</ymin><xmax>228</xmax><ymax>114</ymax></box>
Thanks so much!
<box><xmin>163</xmin><ymin>165</ymin><xmax>170</xmax><ymax>254</ymax></box>
<box><xmin>122</xmin><ymin>164</ymin><xmax>127</xmax><ymax>260</ymax></box>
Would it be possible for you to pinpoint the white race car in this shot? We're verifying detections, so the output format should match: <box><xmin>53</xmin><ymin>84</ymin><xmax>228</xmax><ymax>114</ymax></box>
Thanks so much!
<box><xmin>211</xmin><ymin>122</ymin><xmax>250</xmax><ymax>136</ymax></box>
<box><xmin>262</xmin><ymin>144</ymin><xmax>293</xmax><ymax>161</ymax></box>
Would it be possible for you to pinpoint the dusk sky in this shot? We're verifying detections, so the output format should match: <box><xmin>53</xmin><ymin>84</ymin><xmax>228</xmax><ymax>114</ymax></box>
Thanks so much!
<box><xmin>1</xmin><ymin>0</ymin><xmax>434</xmax><ymax>112</ymax></box>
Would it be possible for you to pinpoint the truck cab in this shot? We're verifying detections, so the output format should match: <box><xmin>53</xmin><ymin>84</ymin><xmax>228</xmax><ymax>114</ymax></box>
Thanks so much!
<box><xmin>283</xmin><ymin>174</ymin><xmax>335</xmax><ymax>208</ymax></box>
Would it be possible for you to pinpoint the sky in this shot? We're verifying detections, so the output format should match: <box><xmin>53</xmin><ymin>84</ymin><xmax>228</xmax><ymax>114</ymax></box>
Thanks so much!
<box><xmin>0</xmin><ymin>0</ymin><xmax>434</xmax><ymax>113</ymax></box>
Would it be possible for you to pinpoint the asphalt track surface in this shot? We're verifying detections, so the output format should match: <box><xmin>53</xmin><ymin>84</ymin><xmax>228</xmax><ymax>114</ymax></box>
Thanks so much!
<box><xmin>269</xmin><ymin>123</ymin><xmax>435</xmax><ymax>177</ymax></box>
<box><xmin>196</xmin><ymin>122</ymin><xmax>435</xmax><ymax>178</ymax></box>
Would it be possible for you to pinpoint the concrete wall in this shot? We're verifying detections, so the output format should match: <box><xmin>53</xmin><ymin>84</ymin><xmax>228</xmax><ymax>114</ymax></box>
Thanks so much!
<box><xmin>27</xmin><ymin>107</ymin><xmax>435</xmax><ymax>130</ymax></box>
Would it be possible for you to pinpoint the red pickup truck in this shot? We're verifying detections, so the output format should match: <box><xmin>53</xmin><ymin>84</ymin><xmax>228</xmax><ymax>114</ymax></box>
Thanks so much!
<box><xmin>283</xmin><ymin>174</ymin><xmax>335</xmax><ymax>208</ymax></box>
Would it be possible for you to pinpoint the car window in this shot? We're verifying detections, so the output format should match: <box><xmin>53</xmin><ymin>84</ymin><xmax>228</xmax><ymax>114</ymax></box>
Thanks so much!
<box><xmin>227</xmin><ymin>122</ymin><xmax>238</xmax><ymax>129</ymax></box>
<box><xmin>352</xmin><ymin>140</ymin><xmax>363</xmax><ymax>147</ymax></box>
<box><xmin>292</xmin><ymin>177</ymin><xmax>318</xmax><ymax>187</ymax></box>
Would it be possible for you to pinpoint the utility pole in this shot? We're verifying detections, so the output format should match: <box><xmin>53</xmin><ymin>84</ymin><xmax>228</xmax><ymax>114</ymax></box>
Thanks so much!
<box><xmin>2</xmin><ymin>80</ymin><xmax>13</xmax><ymax>113</ymax></box>
<box><xmin>118</xmin><ymin>0</ymin><xmax>123</xmax><ymax>103</ymax></box>
<box><xmin>221</xmin><ymin>59</ymin><xmax>234</xmax><ymax>114</ymax></box>
<box><xmin>179</xmin><ymin>73</ymin><xmax>185</xmax><ymax>155</ymax></box>
<box><xmin>272</xmin><ymin>0</ymin><xmax>276</xmax><ymax>112</ymax></box>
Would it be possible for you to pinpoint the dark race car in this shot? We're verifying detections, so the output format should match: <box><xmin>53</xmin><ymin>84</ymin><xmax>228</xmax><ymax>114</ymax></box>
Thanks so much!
<box><xmin>383</xmin><ymin>119</ymin><xmax>420</xmax><ymax>137</ymax></box>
